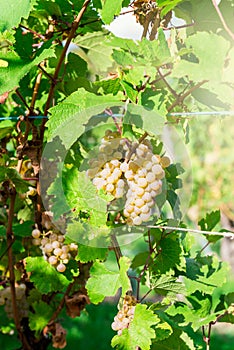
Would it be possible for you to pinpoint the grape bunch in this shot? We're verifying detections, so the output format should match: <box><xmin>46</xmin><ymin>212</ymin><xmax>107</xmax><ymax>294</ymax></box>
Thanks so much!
<box><xmin>111</xmin><ymin>295</ymin><xmax>137</xmax><ymax>335</ymax></box>
<box><xmin>87</xmin><ymin>131</ymin><xmax>128</xmax><ymax>198</ymax></box>
<box><xmin>0</xmin><ymin>284</ymin><xmax>28</xmax><ymax>320</ymax></box>
<box><xmin>32</xmin><ymin>229</ymin><xmax>78</xmax><ymax>273</ymax></box>
<box><xmin>87</xmin><ymin>131</ymin><xmax>170</xmax><ymax>225</ymax></box>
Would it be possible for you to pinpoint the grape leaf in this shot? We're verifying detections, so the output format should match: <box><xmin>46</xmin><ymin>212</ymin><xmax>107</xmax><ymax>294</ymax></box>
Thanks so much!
<box><xmin>99</xmin><ymin>0</ymin><xmax>124</xmax><ymax>24</ymax></box>
<box><xmin>74</xmin><ymin>31</ymin><xmax>114</xmax><ymax>74</ymax></box>
<box><xmin>198</xmin><ymin>210</ymin><xmax>222</xmax><ymax>243</ymax></box>
<box><xmin>86</xmin><ymin>257</ymin><xmax>131</xmax><ymax>304</ymax></box>
<box><xmin>172</xmin><ymin>32</ymin><xmax>230</xmax><ymax>82</ymax></box>
<box><xmin>0</xmin><ymin>332</ymin><xmax>21</xmax><ymax>350</ymax></box>
<box><xmin>77</xmin><ymin>244</ymin><xmax>108</xmax><ymax>263</ymax></box>
<box><xmin>25</xmin><ymin>257</ymin><xmax>70</xmax><ymax>294</ymax></box>
<box><xmin>152</xmin><ymin>237</ymin><xmax>182</xmax><ymax>274</ymax></box>
<box><xmin>46</xmin><ymin>88</ymin><xmax>122</xmax><ymax>149</ymax></box>
<box><xmin>29</xmin><ymin>301</ymin><xmax>53</xmax><ymax>334</ymax></box>
<box><xmin>63</xmin><ymin>168</ymin><xmax>108</xmax><ymax>226</ymax></box>
<box><xmin>152</xmin><ymin>328</ymin><xmax>194</xmax><ymax>350</ymax></box>
<box><xmin>153</xmin><ymin>320</ymin><xmax>173</xmax><ymax>342</ymax></box>
<box><xmin>124</xmin><ymin>103</ymin><xmax>165</xmax><ymax>137</ymax></box>
<box><xmin>184</xmin><ymin>256</ymin><xmax>229</xmax><ymax>295</ymax></box>
<box><xmin>0</xmin><ymin>0</ymin><xmax>33</xmax><ymax>31</ymax></box>
<box><xmin>150</xmin><ymin>275</ymin><xmax>185</xmax><ymax>295</ymax></box>
<box><xmin>0</xmin><ymin>45</ymin><xmax>55</xmax><ymax>94</ymax></box>
<box><xmin>166</xmin><ymin>298</ymin><xmax>217</xmax><ymax>331</ymax></box>
<box><xmin>111</xmin><ymin>304</ymin><xmax>159</xmax><ymax>350</ymax></box>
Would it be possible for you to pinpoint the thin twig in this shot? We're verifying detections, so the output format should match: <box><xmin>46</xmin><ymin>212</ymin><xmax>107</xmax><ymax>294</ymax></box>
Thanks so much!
<box><xmin>43</xmin><ymin>0</ymin><xmax>91</xmax><ymax>118</ymax></box>
<box><xmin>38</xmin><ymin>64</ymin><xmax>57</xmax><ymax>83</ymax></box>
<box><xmin>110</xmin><ymin>234</ymin><xmax>123</xmax><ymax>269</ymax></box>
<box><xmin>167</xmin><ymin>80</ymin><xmax>208</xmax><ymax>112</ymax></box>
<box><xmin>15</xmin><ymin>89</ymin><xmax>31</xmax><ymax>112</ymax></box>
<box><xmin>211</xmin><ymin>0</ymin><xmax>234</xmax><ymax>41</ymax></box>
<box><xmin>157</xmin><ymin>68</ymin><xmax>178</xmax><ymax>97</ymax></box>
<box><xmin>20</xmin><ymin>25</ymin><xmax>45</xmax><ymax>39</ymax></box>
<box><xmin>47</xmin><ymin>281</ymin><xmax>75</xmax><ymax>326</ymax></box>
<box><xmin>146</xmin><ymin>225</ymin><xmax>234</xmax><ymax>239</ymax></box>
<box><xmin>6</xmin><ymin>187</ymin><xmax>32</xmax><ymax>350</ymax></box>
<box><xmin>150</xmin><ymin>70</ymin><xmax>171</xmax><ymax>85</ymax></box>
<box><xmin>30</xmin><ymin>69</ymin><xmax>43</xmax><ymax>113</ymax></box>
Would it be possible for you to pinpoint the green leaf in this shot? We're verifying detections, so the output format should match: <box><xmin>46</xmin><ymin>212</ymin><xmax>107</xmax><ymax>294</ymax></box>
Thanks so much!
<box><xmin>152</xmin><ymin>328</ymin><xmax>193</xmax><ymax>350</ymax></box>
<box><xmin>0</xmin><ymin>0</ymin><xmax>33</xmax><ymax>31</ymax></box>
<box><xmin>25</xmin><ymin>257</ymin><xmax>70</xmax><ymax>294</ymax></box>
<box><xmin>0</xmin><ymin>167</ymin><xmax>28</xmax><ymax>193</ymax></box>
<box><xmin>120</xmin><ymin>80</ymin><xmax>138</xmax><ymax>102</ymax></box>
<box><xmin>172</xmin><ymin>32</ymin><xmax>230</xmax><ymax>82</ymax></box>
<box><xmin>77</xmin><ymin>244</ymin><xmax>108</xmax><ymax>263</ymax></box>
<box><xmin>14</xmin><ymin>28</ymin><xmax>34</xmax><ymax>59</ymax></box>
<box><xmin>150</xmin><ymin>275</ymin><xmax>185</xmax><ymax>295</ymax></box>
<box><xmin>66</xmin><ymin>220</ymin><xmax>110</xmax><ymax>247</ymax></box>
<box><xmin>152</xmin><ymin>237</ymin><xmax>182</xmax><ymax>274</ymax></box>
<box><xmin>0</xmin><ymin>332</ymin><xmax>21</xmax><ymax>350</ymax></box>
<box><xmin>198</xmin><ymin>210</ymin><xmax>222</xmax><ymax>242</ymax></box>
<box><xmin>46</xmin><ymin>88</ymin><xmax>122</xmax><ymax>149</ymax></box>
<box><xmin>184</xmin><ymin>256</ymin><xmax>229</xmax><ymax>295</ymax></box>
<box><xmin>100</xmin><ymin>0</ymin><xmax>124</xmax><ymax>24</ymax></box>
<box><xmin>12</xmin><ymin>221</ymin><xmax>33</xmax><ymax>237</ymax></box>
<box><xmin>74</xmin><ymin>31</ymin><xmax>114</xmax><ymax>74</ymax></box>
<box><xmin>158</xmin><ymin>0</ymin><xmax>184</xmax><ymax>17</ymax></box>
<box><xmin>86</xmin><ymin>257</ymin><xmax>131</xmax><ymax>304</ymax></box>
<box><xmin>153</xmin><ymin>320</ymin><xmax>173</xmax><ymax>342</ymax></box>
<box><xmin>63</xmin><ymin>168</ymin><xmax>108</xmax><ymax>226</ymax></box>
<box><xmin>0</xmin><ymin>45</ymin><xmax>55</xmax><ymax>94</ymax></box>
<box><xmin>123</xmin><ymin>104</ymin><xmax>165</xmax><ymax>137</ymax></box>
<box><xmin>166</xmin><ymin>298</ymin><xmax>217</xmax><ymax>331</ymax></box>
<box><xmin>199</xmin><ymin>210</ymin><xmax>220</xmax><ymax>231</ymax></box>
<box><xmin>29</xmin><ymin>301</ymin><xmax>53</xmax><ymax>334</ymax></box>
<box><xmin>112</xmin><ymin>304</ymin><xmax>159</xmax><ymax>350</ymax></box>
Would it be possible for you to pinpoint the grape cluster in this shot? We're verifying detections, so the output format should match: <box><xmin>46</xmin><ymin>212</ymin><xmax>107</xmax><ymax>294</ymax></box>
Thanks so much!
<box><xmin>0</xmin><ymin>284</ymin><xmax>28</xmax><ymax>320</ymax></box>
<box><xmin>111</xmin><ymin>295</ymin><xmax>137</xmax><ymax>335</ymax></box>
<box><xmin>87</xmin><ymin>131</ymin><xmax>127</xmax><ymax>198</ymax></box>
<box><xmin>87</xmin><ymin>131</ymin><xmax>170</xmax><ymax>225</ymax></box>
<box><xmin>32</xmin><ymin>229</ymin><xmax>78</xmax><ymax>273</ymax></box>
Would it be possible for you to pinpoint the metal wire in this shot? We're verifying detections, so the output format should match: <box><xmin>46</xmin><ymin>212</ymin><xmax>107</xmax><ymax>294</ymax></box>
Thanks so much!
<box><xmin>0</xmin><ymin>115</ymin><xmax>47</xmax><ymax>121</ymax></box>
<box><xmin>1</xmin><ymin>111</ymin><xmax>234</xmax><ymax>122</ymax></box>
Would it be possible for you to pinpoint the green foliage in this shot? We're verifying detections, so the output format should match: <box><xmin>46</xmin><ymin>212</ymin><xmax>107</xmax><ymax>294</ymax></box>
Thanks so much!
<box><xmin>46</xmin><ymin>88</ymin><xmax>122</xmax><ymax>148</ymax></box>
<box><xmin>25</xmin><ymin>257</ymin><xmax>70</xmax><ymax>293</ymax></box>
<box><xmin>0</xmin><ymin>44</ymin><xmax>55</xmax><ymax>94</ymax></box>
<box><xmin>0</xmin><ymin>0</ymin><xmax>233</xmax><ymax>349</ymax></box>
<box><xmin>0</xmin><ymin>0</ymin><xmax>33</xmax><ymax>31</ymax></box>
<box><xmin>112</xmin><ymin>304</ymin><xmax>159</xmax><ymax>350</ymax></box>
<box><xmin>29</xmin><ymin>301</ymin><xmax>53</xmax><ymax>334</ymax></box>
<box><xmin>86</xmin><ymin>257</ymin><xmax>131</xmax><ymax>304</ymax></box>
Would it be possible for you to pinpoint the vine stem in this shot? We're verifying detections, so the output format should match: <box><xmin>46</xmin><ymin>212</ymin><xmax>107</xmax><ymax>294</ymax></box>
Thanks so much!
<box><xmin>202</xmin><ymin>323</ymin><xmax>212</xmax><ymax>350</ymax></box>
<box><xmin>6</xmin><ymin>187</ymin><xmax>32</xmax><ymax>350</ymax></box>
<box><xmin>211</xmin><ymin>0</ymin><xmax>234</xmax><ymax>41</ymax></box>
<box><xmin>47</xmin><ymin>280</ymin><xmax>75</xmax><ymax>326</ymax></box>
<box><xmin>43</xmin><ymin>0</ymin><xmax>91</xmax><ymax>118</ymax></box>
<box><xmin>167</xmin><ymin>80</ymin><xmax>208</xmax><ymax>112</ymax></box>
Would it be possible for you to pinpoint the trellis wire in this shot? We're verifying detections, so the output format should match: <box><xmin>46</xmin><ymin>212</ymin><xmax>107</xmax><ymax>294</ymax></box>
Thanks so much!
<box><xmin>146</xmin><ymin>225</ymin><xmax>234</xmax><ymax>239</ymax></box>
<box><xmin>1</xmin><ymin>111</ymin><xmax>234</xmax><ymax>121</ymax></box>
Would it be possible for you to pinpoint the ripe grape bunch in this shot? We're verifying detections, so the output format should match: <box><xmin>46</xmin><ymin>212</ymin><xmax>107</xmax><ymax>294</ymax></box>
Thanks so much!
<box><xmin>0</xmin><ymin>284</ymin><xmax>28</xmax><ymax>320</ymax></box>
<box><xmin>111</xmin><ymin>294</ymin><xmax>137</xmax><ymax>335</ymax></box>
<box><xmin>87</xmin><ymin>130</ymin><xmax>170</xmax><ymax>225</ymax></box>
<box><xmin>32</xmin><ymin>229</ymin><xmax>78</xmax><ymax>273</ymax></box>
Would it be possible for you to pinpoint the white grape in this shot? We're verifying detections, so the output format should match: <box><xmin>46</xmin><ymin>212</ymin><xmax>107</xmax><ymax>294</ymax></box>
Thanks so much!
<box><xmin>57</xmin><ymin>263</ymin><xmax>66</xmax><ymax>273</ymax></box>
<box><xmin>32</xmin><ymin>228</ymin><xmax>41</xmax><ymax>239</ymax></box>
